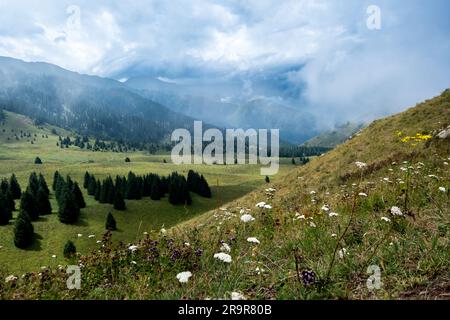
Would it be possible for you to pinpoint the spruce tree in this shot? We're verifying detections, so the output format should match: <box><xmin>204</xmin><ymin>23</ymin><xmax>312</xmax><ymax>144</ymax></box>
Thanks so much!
<box><xmin>34</xmin><ymin>157</ymin><xmax>42</xmax><ymax>164</ymax></box>
<box><xmin>20</xmin><ymin>190</ymin><xmax>39</xmax><ymax>221</ymax></box>
<box><xmin>0</xmin><ymin>178</ymin><xmax>8</xmax><ymax>194</ymax></box>
<box><xmin>55</xmin><ymin>176</ymin><xmax>66</xmax><ymax>204</ymax></box>
<box><xmin>150</xmin><ymin>178</ymin><xmax>161</xmax><ymax>200</ymax></box>
<box><xmin>0</xmin><ymin>192</ymin><xmax>12</xmax><ymax>225</ymax></box>
<box><xmin>72</xmin><ymin>182</ymin><xmax>86</xmax><ymax>209</ymax></box>
<box><xmin>5</xmin><ymin>189</ymin><xmax>16</xmax><ymax>212</ymax></box>
<box><xmin>105</xmin><ymin>212</ymin><xmax>117</xmax><ymax>231</ymax></box>
<box><xmin>83</xmin><ymin>172</ymin><xmax>90</xmax><ymax>189</ymax></box>
<box><xmin>113</xmin><ymin>191</ymin><xmax>126</xmax><ymax>211</ymax></box>
<box><xmin>52</xmin><ymin>171</ymin><xmax>61</xmax><ymax>191</ymax></box>
<box><xmin>14</xmin><ymin>211</ymin><xmax>34</xmax><ymax>249</ymax></box>
<box><xmin>265</xmin><ymin>176</ymin><xmax>270</xmax><ymax>183</ymax></box>
<box><xmin>63</xmin><ymin>240</ymin><xmax>77</xmax><ymax>258</ymax></box>
<box><xmin>38</xmin><ymin>174</ymin><xmax>50</xmax><ymax>196</ymax></box>
<box><xmin>28</xmin><ymin>172</ymin><xmax>39</xmax><ymax>195</ymax></box>
<box><xmin>94</xmin><ymin>179</ymin><xmax>101</xmax><ymax>201</ymax></box>
<box><xmin>36</xmin><ymin>187</ymin><xmax>52</xmax><ymax>215</ymax></box>
<box><xmin>87</xmin><ymin>177</ymin><xmax>97</xmax><ymax>196</ymax></box>
<box><xmin>199</xmin><ymin>175</ymin><xmax>212</xmax><ymax>198</ymax></box>
<box><xmin>58</xmin><ymin>186</ymin><xmax>80</xmax><ymax>224</ymax></box>
<box><xmin>9</xmin><ymin>174</ymin><xmax>21</xmax><ymax>199</ymax></box>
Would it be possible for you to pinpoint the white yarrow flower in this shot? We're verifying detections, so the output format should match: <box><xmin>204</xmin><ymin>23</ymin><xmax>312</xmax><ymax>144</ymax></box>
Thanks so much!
<box><xmin>247</xmin><ymin>237</ymin><xmax>260</xmax><ymax>244</ymax></box>
<box><xmin>255</xmin><ymin>202</ymin><xmax>266</xmax><ymax>208</ymax></box>
<box><xmin>231</xmin><ymin>292</ymin><xmax>246</xmax><ymax>300</ymax></box>
<box><xmin>5</xmin><ymin>275</ymin><xmax>18</xmax><ymax>283</ymax></box>
<box><xmin>176</xmin><ymin>271</ymin><xmax>192</xmax><ymax>283</ymax></box>
<box><xmin>338</xmin><ymin>248</ymin><xmax>348</xmax><ymax>259</ymax></box>
<box><xmin>128</xmin><ymin>245</ymin><xmax>138</xmax><ymax>252</ymax></box>
<box><xmin>240</xmin><ymin>214</ymin><xmax>255</xmax><ymax>223</ymax></box>
<box><xmin>358</xmin><ymin>192</ymin><xmax>368</xmax><ymax>197</ymax></box>
<box><xmin>214</xmin><ymin>252</ymin><xmax>232</xmax><ymax>263</ymax></box>
<box><xmin>439</xmin><ymin>187</ymin><xmax>446</xmax><ymax>193</ymax></box>
<box><xmin>328</xmin><ymin>212</ymin><xmax>339</xmax><ymax>217</ymax></box>
<box><xmin>390</xmin><ymin>206</ymin><xmax>403</xmax><ymax>216</ymax></box>
<box><xmin>220</xmin><ymin>243</ymin><xmax>231</xmax><ymax>252</ymax></box>
<box><xmin>355</xmin><ymin>161</ymin><xmax>367</xmax><ymax>169</ymax></box>
<box><xmin>321</xmin><ymin>205</ymin><xmax>330</xmax><ymax>212</ymax></box>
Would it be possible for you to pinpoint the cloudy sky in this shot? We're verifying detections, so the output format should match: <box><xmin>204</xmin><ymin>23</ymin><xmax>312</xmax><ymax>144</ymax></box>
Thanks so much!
<box><xmin>0</xmin><ymin>0</ymin><xmax>449</xmax><ymax>125</ymax></box>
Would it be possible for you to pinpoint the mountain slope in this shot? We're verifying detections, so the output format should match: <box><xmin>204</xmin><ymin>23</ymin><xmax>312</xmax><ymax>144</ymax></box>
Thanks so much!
<box><xmin>125</xmin><ymin>76</ymin><xmax>319</xmax><ymax>144</ymax></box>
<box><xmin>302</xmin><ymin>122</ymin><xmax>366</xmax><ymax>148</ymax></box>
<box><xmin>1</xmin><ymin>90</ymin><xmax>449</xmax><ymax>299</ymax></box>
<box><xmin>0</xmin><ymin>57</ymin><xmax>196</xmax><ymax>145</ymax></box>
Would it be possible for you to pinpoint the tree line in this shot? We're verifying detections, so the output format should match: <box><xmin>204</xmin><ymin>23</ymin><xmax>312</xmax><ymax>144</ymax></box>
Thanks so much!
<box><xmin>84</xmin><ymin>169</ymin><xmax>212</xmax><ymax>208</ymax></box>
<box><xmin>0</xmin><ymin>171</ymin><xmax>87</xmax><ymax>249</ymax></box>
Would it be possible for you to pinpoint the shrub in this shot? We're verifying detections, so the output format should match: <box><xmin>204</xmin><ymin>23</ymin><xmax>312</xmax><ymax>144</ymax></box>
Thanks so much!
<box><xmin>14</xmin><ymin>212</ymin><xmax>34</xmax><ymax>249</ymax></box>
<box><xmin>63</xmin><ymin>240</ymin><xmax>77</xmax><ymax>258</ymax></box>
<box><xmin>105</xmin><ymin>212</ymin><xmax>117</xmax><ymax>231</ymax></box>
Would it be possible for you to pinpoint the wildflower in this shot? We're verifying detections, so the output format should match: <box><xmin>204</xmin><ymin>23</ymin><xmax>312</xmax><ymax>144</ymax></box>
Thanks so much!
<box><xmin>294</xmin><ymin>212</ymin><xmax>305</xmax><ymax>221</ymax></box>
<box><xmin>247</xmin><ymin>237</ymin><xmax>260</xmax><ymax>244</ymax></box>
<box><xmin>170</xmin><ymin>249</ymin><xmax>181</xmax><ymax>261</ymax></box>
<box><xmin>358</xmin><ymin>192</ymin><xmax>368</xmax><ymax>197</ymax></box>
<box><xmin>328</xmin><ymin>212</ymin><xmax>339</xmax><ymax>217</ymax></box>
<box><xmin>77</xmin><ymin>233</ymin><xmax>83</xmax><ymax>237</ymax></box>
<box><xmin>381</xmin><ymin>216</ymin><xmax>391</xmax><ymax>222</ymax></box>
<box><xmin>128</xmin><ymin>245</ymin><xmax>138</xmax><ymax>252</ymax></box>
<box><xmin>390</xmin><ymin>206</ymin><xmax>403</xmax><ymax>216</ymax></box>
<box><xmin>255</xmin><ymin>202</ymin><xmax>266</xmax><ymax>208</ymax></box>
<box><xmin>310</xmin><ymin>190</ymin><xmax>316</xmax><ymax>195</ymax></box>
<box><xmin>5</xmin><ymin>275</ymin><xmax>18</xmax><ymax>283</ymax></box>
<box><xmin>214</xmin><ymin>252</ymin><xmax>232</xmax><ymax>263</ymax></box>
<box><xmin>301</xmin><ymin>270</ymin><xmax>317</xmax><ymax>286</ymax></box>
<box><xmin>321</xmin><ymin>205</ymin><xmax>330</xmax><ymax>212</ymax></box>
<box><xmin>264</xmin><ymin>204</ymin><xmax>272</xmax><ymax>209</ymax></box>
<box><xmin>160</xmin><ymin>228</ymin><xmax>167</xmax><ymax>235</ymax></box>
<box><xmin>88</xmin><ymin>234</ymin><xmax>95</xmax><ymax>238</ymax></box>
<box><xmin>195</xmin><ymin>248</ymin><xmax>203</xmax><ymax>257</ymax></box>
<box><xmin>231</xmin><ymin>292</ymin><xmax>246</xmax><ymax>300</ymax></box>
<box><xmin>355</xmin><ymin>161</ymin><xmax>367</xmax><ymax>169</ymax></box>
<box><xmin>51</xmin><ymin>255</ymin><xmax>56</xmax><ymax>258</ymax></box>
<box><xmin>439</xmin><ymin>187</ymin><xmax>446</xmax><ymax>193</ymax></box>
<box><xmin>331</xmin><ymin>233</ymin><xmax>337</xmax><ymax>238</ymax></box>
<box><xmin>143</xmin><ymin>231</ymin><xmax>148</xmax><ymax>235</ymax></box>
<box><xmin>176</xmin><ymin>271</ymin><xmax>192</xmax><ymax>284</ymax></box>
<box><xmin>220</xmin><ymin>243</ymin><xmax>231</xmax><ymax>252</ymax></box>
<box><xmin>338</xmin><ymin>248</ymin><xmax>348</xmax><ymax>259</ymax></box>
<box><xmin>309</xmin><ymin>221</ymin><xmax>317</xmax><ymax>228</ymax></box>
<box><xmin>265</xmin><ymin>188</ymin><xmax>276</xmax><ymax>192</ymax></box>
<box><xmin>131</xmin><ymin>261</ymin><xmax>137</xmax><ymax>265</ymax></box>
<box><xmin>240</xmin><ymin>214</ymin><xmax>255</xmax><ymax>223</ymax></box>
<box><xmin>184</xmin><ymin>242</ymin><xmax>190</xmax><ymax>247</ymax></box>
<box><xmin>428</xmin><ymin>174</ymin><xmax>439</xmax><ymax>179</ymax></box>
<box><xmin>255</xmin><ymin>267</ymin><xmax>265</xmax><ymax>275</ymax></box>
<box><xmin>96</xmin><ymin>240</ymin><xmax>102</xmax><ymax>244</ymax></box>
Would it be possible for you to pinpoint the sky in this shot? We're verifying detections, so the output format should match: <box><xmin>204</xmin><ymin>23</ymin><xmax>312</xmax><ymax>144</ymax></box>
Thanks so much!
<box><xmin>0</xmin><ymin>0</ymin><xmax>449</xmax><ymax>126</ymax></box>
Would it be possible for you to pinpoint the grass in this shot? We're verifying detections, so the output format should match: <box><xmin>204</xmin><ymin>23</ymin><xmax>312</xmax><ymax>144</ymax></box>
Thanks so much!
<box><xmin>0</xmin><ymin>111</ymin><xmax>294</xmax><ymax>274</ymax></box>
<box><xmin>0</xmin><ymin>90</ymin><xmax>449</xmax><ymax>299</ymax></box>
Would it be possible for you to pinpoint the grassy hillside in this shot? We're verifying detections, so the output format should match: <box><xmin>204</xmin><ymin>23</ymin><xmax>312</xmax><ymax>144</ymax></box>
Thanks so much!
<box><xmin>0</xmin><ymin>90</ymin><xmax>449</xmax><ymax>299</ymax></box>
<box><xmin>302</xmin><ymin>122</ymin><xmax>365</xmax><ymax>148</ymax></box>
<box><xmin>0</xmin><ymin>111</ymin><xmax>293</xmax><ymax>274</ymax></box>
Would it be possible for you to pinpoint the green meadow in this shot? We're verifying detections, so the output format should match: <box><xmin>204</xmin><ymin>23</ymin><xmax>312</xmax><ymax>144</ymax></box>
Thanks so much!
<box><xmin>0</xmin><ymin>111</ymin><xmax>293</xmax><ymax>274</ymax></box>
